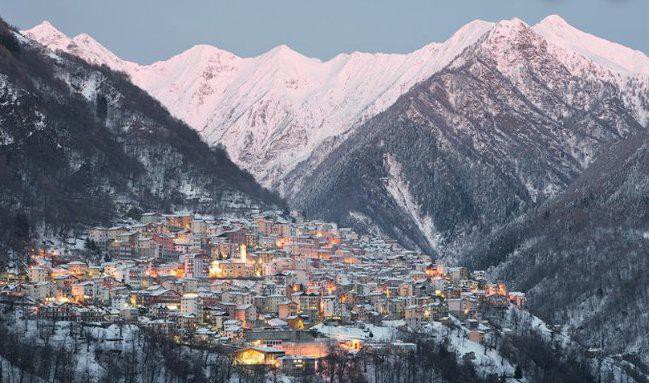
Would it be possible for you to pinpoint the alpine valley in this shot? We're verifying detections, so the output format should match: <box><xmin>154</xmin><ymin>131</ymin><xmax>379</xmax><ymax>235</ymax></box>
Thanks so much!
<box><xmin>3</xmin><ymin>10</ymin><xmax>649</xmax><ymax>380</ymax></box>
<box><xmin>22</xmin><ymin>16</ymin><xmax>648</xmax><ymax>252</ymax></box>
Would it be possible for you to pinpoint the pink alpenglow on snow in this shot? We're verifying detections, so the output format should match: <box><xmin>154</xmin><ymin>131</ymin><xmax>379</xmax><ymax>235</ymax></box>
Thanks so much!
<box><xmin>22</xmin><ymin>16</ymin><xmax>649</xmax><ymax>191</ymax></box>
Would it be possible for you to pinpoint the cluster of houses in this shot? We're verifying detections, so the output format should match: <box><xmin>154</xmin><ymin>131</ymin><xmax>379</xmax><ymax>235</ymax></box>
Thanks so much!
<box><xmin>0</xmin><ymin>210</ymin><xmax>525</xmax><ymax>374</ymax></box>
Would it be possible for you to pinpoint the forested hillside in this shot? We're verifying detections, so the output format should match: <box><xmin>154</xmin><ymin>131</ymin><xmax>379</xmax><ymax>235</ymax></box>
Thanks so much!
<box><xmin>0</xmin><ymin>18</ymin><xmax>282</xmax><ymax>265</ymax></box>
<box><xmin>465</xmin><ymin>133</ymin><xmax>649</xmax><ymax>365</ymax></box>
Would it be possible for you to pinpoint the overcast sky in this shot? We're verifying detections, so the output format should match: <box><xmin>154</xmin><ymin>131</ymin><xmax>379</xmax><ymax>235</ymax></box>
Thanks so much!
<box><xmin>2</xmin><ymin>0</ymin><xmax>647</xmax><ymax>64</ymax></box>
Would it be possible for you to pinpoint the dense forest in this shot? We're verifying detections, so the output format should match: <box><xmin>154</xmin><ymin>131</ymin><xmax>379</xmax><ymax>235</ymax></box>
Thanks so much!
<box><xmin>465</xmin><ymin>134</ymin><xmax>649</xmax><ymax>367</ymax></box>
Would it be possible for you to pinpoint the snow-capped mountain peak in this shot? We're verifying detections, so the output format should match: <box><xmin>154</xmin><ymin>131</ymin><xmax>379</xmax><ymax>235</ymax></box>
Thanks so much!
<box><xmin>22</xmin><ymin>20</ymin><xmax>71</xmax><ymax>51</ymax></box>
<box><xmin>482</xmin><ymin>17</ymin><xmax>532</xmax><ymax>46</ymax></box>
<box><xmin>69</xmin><ymin>33</ymin><xmax>136</xmax><ymax>72</ymax></box>
<box><xmin>533</xmin><ymin>14</ymin><xmax>649</xmax><ymax>76</ymax></box>
<box><xmin>495</xmin><ymin>17</ymin><xmax>529</xmax><ymax>29</ymax></box>
<box><xmin>257</xmin><ymin>44</ymin><xmax>322</xmax><ymax>76</ymax></box>
<box><xmin>174</xmin><ymin>44</ymin><xmax>240</xmax><ymax>62</ymax></box>
<box><xmin>538</xmin><ymin>14</ymin><xmax>571</xmax><ymax>28</ymax></box>
<box><xmin>22</xmin><ymin>21</ymin><xmax>137</xmax><ymax>73</ymax></box>
<box><xmin>266</xmin><ymin>44</ymin><xmax>310</xmax><ymax>59</ymax></box>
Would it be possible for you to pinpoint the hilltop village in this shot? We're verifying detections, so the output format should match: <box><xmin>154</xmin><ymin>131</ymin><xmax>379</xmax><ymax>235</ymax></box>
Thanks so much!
<box><xmin>0</xmin><ymin>210</ymin><xmax>525</xmax><ymax>374</ymax></box>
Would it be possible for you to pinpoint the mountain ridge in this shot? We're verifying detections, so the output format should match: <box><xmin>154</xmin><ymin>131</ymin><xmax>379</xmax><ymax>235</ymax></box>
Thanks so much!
<box><xmin>465</xmin><ymin>132</ymin><xmax>649</xmax><ymax>363</ymax></box>
<box><xmin>21</xmin><ymin>15</ymin><xmax>648</xmax><ymax>193</ymax></box>
<box><xmin>293</xmin><ymin>14</ymin><xmax>645</xmax><ymax>253</ymax></box>
<box><xmin>21</xmin><ymin>18</ymin><xmax>497</xmax><ymax>190</ymax></box>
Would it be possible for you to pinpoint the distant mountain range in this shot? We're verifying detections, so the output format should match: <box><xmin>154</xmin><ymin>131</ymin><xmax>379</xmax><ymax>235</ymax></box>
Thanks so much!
<box><xmin>16</xmin><ymin>14</ymin><xmax>649</xmax><ymax>366</ymax></box>
<box><xmin>22</xmin><ymin>16</ymin><xmax>648</xmax><ymax>236</ymax></box>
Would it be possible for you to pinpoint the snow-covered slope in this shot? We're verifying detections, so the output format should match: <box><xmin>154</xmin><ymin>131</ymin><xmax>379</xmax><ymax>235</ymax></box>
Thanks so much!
<box><xmin>532</xmin><ymin>15</ymin><xmax>649</xmax><ymax>125</ymax></box>
<box><xmin>22</xmin><ymin>21</ymin><xmax>137</xmax><ymax>74</ymax></box>
<box><xmin>22</xmin><ymin>16</ymin><xmax>649</xmax><ymax>191</ymax></box>
<box><xmin>533</xmin><ymin>15</ymin><xmax>649</xmax><ymax>77</ymax></box>
<box><xmin>21</xmin><ymin>20</ymin><xmax>495</xmax><ymax>189</ymax></box>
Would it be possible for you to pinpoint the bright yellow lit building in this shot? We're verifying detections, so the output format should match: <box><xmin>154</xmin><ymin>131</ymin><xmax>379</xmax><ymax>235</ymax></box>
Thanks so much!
<box><xmin>234</xmin><ymin>347</ymin><xmax>285</xmax><ymax>367</ymax></box>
